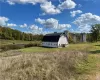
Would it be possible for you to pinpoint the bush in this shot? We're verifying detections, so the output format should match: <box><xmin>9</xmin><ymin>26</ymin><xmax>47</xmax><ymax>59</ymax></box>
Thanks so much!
<box><xmin>25</xmin><ymin>42</ymin><xmax>41</xmax><ymax>48</ymax></box>
<box><xmin>0</xmin><ymin>44</ymin><xmax>25</xmax><ymax>51</ymax></box>
<box><xmin>24</xmin><ymin>43</ymin><xmax>35</xmax><ymax>48</ymax></box>
<box><xmin>0</xmin><ymin>42</ymin><xmax>41</xmax><ymax>52</ymax></box>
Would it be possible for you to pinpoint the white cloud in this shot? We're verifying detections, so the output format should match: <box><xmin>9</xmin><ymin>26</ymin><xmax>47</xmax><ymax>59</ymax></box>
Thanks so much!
<box><xmin>20</xmin><ymin>23</ymin><xmax>27</xmax><ymax>28</ymax></box>
<box><xmin>30</xmin><ymin>24</ymin><xmax>43</xmax><ymax>32</ymax></box>
<box><xmin>78</xmin><ymin>4</ymin><xmax>82</xmax><ymax>8</ymax></box>
<box><xmin>0</xmin><ymin>16</ymin><xmax>9</xmax><ymax>26</ymax></box>
<box><xmin>7</xmin><ymin>0</ymin><xmax>61</xmax><ymax>15</ymax></box>
<box><xmin>7</xmin><ymin>0</ymin><xmax>15</xmax><ymax>5</ymax></box>
<box><xmin>35</xmin><ymin>18</ymin><xmax>58</xmax><ymax>29</ymax></box>
<box><xmin>58</xmin><ymin>0</ymin><xmax>76</xmax><ymax>10</ymax></box>
<box><xmin>0</xmin><ymin>16</ymin><xmax>17</xmax><ymax>28</ymax></box>
<box><xmin>7</xmin><ymin>0</ymin><xmax>47</xmax><ymax>5</ymax></box>
<box><xmin>35</xmin><ymin>18</ymin><xmax>45</xmax><ymax>24</ymax></box>
<box><xmin>7</xmin><ymin>23</ymin><xmax>17</xmax><ymax>27</ymax></box>
<box><xmin>70</xmin><ymin>10</ymin><xmax>82</xmax><ymax>17</ymax></box>
<box><xmin>40</xmin><ymin>1</ymin><xmax>61</xmax><ymax>15</ymax></box>
<box><xmin>73</xmin><ymin>13</ymin><xmax>100</xmax><ymax>33</ymax></box>
<box><xmin>29</xmin><ymin>24</ymin><xmax>54</xmax><ymax>34</ymax></box>
<box><xmin>59</xmin><ymin>0</ymin><xmax>62</xmax><ymax>3</ymax></box>
<box><xmin>6</xmin><ymin>0</ymin><xmax>77</xmax><ymax>15</ymax></box>
<box><xmin>58</xmin><ymin>24</ymin><xmax>71</xmax><ymax>29</ymax></box>
<box><xmin>35</xmin><ymin>18</ymin><xmax>71</xmax><ymax>30</ymax></box>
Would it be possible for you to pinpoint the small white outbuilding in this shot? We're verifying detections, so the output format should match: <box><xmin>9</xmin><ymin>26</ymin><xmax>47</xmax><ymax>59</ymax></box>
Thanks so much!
<box><xmin>42</xmin><ymin>32</ymin><xmax>68</xmax><ymax>48</ymax></box>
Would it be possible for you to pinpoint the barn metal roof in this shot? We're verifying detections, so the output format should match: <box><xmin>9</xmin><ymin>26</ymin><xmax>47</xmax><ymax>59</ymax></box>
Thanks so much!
<box><xmin>42</xmin><ymin>33</ymin><xmax>66</xmax><ymax>42</ymax></box>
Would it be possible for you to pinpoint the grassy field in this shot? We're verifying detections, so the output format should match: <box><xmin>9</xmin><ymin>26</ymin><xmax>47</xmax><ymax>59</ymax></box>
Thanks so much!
<box><xmin>0</xmin><ymin>41</ymin><xmax>100</xmax><ymax>80</ymax></box>
<box><xmin>20</xmin><ymin>42</ymin><xmax>100</xmax><ymax>53</ymax></box>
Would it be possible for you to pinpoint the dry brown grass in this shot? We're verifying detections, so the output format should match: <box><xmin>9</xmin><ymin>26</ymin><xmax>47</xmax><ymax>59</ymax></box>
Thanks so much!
<box><xmin>0</xmin><ymin>51</ymin><xmax>87</xmax><ymax>80</ymax></box>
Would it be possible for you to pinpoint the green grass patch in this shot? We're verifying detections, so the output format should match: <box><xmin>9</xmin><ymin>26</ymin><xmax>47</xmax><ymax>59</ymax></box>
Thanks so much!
<box><xmin>20</xmin><ymin>42</ymin><xmax>100</xmax><ymax>53</ymax></box>
<box><xmin>20</xmin><ymin>47</ymin><xmax>59</xmax><ymax>53</ymax></box>
<box><xmin>75</xmin><ymin>54</ymin><xmax>98</xmax><ymax>74</ymax></box>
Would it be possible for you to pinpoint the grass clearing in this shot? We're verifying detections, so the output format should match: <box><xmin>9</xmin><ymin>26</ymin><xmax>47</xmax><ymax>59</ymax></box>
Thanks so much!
<box><xmin>20</xmin><ymin>42</ymin><xmax>100</xmax><ymax>53</ymax></box>
<box><xmin>0</xmin><ymin>42</ymin><xmax>100</xmax><ymax>80</ymax></box>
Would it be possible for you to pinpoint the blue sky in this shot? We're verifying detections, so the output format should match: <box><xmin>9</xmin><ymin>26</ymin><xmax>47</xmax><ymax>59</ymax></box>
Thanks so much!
<box><xmin>0</xmin><ymin>0</ymin><xmax>100</xmax><ymax>34</ymax></box>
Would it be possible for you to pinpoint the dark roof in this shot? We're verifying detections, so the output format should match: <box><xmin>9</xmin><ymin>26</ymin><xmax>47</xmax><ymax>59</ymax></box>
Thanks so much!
<box><xmin>42</xmin><ymin>33</ymin><xmax>66</xmax><ymax>42</ymax></box>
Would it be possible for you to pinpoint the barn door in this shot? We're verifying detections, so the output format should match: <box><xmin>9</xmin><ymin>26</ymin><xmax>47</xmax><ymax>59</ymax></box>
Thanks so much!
<box><xmin>61</xmin><ymin>44</ymin><xmax>66</xmax><ymax>47</ymax></box>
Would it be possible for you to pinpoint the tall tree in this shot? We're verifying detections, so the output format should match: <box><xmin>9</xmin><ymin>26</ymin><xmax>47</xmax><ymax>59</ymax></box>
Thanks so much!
<box><xmin>0</xmin><ymin>26</ymin><xmax>43</xmax><ymax>41</ymax></box>
<box><xmin>91</xmin><ymin>24</ymin><xmax>100</xmax><ymax>42</ymax></box>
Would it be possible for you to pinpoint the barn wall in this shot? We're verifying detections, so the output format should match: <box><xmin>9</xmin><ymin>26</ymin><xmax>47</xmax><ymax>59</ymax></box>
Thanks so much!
<box><xmin>58</xmin><ymin>35</ymin><xmax>68</xmax><ymax>47</ymax></box>
<box><xmin>42</xmin><ymin>42</ymin><xmax>58</xmax><ymax>47</ymax></box>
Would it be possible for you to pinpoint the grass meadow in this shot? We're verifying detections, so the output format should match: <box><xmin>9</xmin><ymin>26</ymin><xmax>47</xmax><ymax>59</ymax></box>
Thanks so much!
<box><xmin>0</xmin><ymin>41</ymin><xmax>100</xmax><ymax>80</ymax></box>
<box><xmin>20</xmin><ymin>42</ymin><xmax>100</xmax><ymax>53</ymax></box>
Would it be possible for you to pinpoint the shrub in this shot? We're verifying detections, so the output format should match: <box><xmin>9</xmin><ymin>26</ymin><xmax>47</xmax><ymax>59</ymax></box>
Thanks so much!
<box><xmin>24</xmin><ymin>42</ymin><xmax>41</xmax><ymax>48</ymax></box>
<box><xmin>0</xmin><ymin>42</ymin><xmax>41</xmax><ymax>52</ymax></box>
<box><xmin>0</xmin><ymin>44</ymin><xmax>24</xmax><ymax>51</ymax></box>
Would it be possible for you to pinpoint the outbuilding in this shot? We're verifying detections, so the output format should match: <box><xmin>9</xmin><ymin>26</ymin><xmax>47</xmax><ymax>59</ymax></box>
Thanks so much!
<box><xmin>42</xmin><ymin>32</ymin><xmax>68</xmax><ymax>48</ymax></box>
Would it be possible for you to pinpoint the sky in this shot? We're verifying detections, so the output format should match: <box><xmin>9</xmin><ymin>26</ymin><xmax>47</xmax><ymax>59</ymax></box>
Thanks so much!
<box><xmin>0</xmin><ymin>0</ymin><xmax>100</xmax><ymax>34</ymax></box>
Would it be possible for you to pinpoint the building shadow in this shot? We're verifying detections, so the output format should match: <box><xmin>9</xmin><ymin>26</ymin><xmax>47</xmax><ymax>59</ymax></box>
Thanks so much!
<box><xmin>41</xmin><ymin>46</ymin><xmax>55</xmax><ymax>48</ymax></box>
<box><xmin>90</xmin><ymin>50</ymin><xmax>100</xmax><ymax>54</ymax></box>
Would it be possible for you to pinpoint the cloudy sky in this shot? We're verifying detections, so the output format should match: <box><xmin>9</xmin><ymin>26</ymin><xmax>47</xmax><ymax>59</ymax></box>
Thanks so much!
<box><xmin>0</xmin><ymin>0</ymin><xmax>100</xmax><ymax>34</ymax></box>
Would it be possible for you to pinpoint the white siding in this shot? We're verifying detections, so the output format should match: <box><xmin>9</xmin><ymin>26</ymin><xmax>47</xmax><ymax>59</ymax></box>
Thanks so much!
<box><xmin>42</xmin><ymin>42</ymin><xmax>58</xmax><ymax>48</ymax></box>
<box><xmin>58</xmin><ymin>35</ymin><xmax>68</xmax><ymax>47</ymax></box>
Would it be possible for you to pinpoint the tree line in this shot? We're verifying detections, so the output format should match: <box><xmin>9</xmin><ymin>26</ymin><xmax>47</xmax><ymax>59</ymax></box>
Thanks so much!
<box><xmin>86</xmin><ymin>24</ymin><xmax>100</xmax><ymax>42</ymax></box>
<box><xmin>0</xmin><ymin>24</ymin><xmax>100</xmax><ymax>42</ymax></box>
<box><xmin>67</xmin><ymin>24</ymin><xmax>100</xmax><ymax>43</ymax></box>
<box><xmin>90</xmin><ymin>24</ymin><xmax>100</xmax><ymax>42</ymax></box>
<box><xmin>0</xmin><ymin>26</ymin><xmax>43</xmax><ymax>41</ymax></box>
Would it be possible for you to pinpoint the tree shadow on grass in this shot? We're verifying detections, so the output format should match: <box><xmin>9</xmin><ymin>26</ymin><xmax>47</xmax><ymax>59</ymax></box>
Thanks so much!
<box><xmin>95</xmin><ymin>45</ymin><xmax>100</xmax><ymax>47</ymax></box>
<box><xmin>90</xmin><ymin>50</ymin><xmax>100</xmax><ymax>54</ymax></box>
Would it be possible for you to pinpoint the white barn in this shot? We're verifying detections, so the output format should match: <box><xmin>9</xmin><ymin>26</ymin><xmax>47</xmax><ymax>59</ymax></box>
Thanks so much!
<box><xmin>42</xmin><ymin>32</ymin><xmax>68</xmax><ymax>48</ymax></box>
